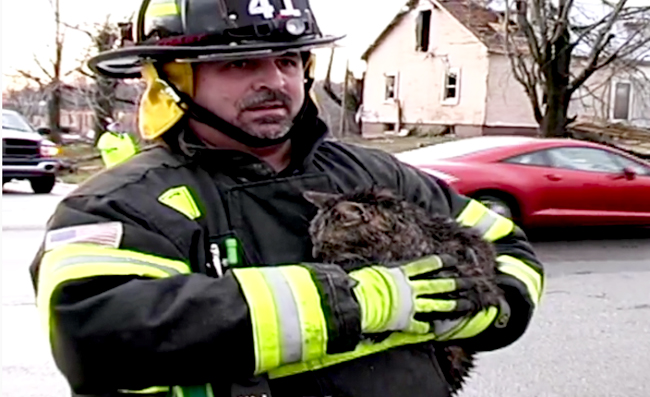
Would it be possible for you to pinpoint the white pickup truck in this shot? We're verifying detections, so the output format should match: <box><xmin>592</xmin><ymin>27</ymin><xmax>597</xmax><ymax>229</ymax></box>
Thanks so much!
<box><xmin>2</xmin><ymin>109</ymin><xmax>62</xmax><ymax>193</ymax></box>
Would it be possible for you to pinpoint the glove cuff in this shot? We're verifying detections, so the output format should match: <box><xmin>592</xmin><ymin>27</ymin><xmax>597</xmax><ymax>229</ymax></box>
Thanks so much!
<box><xmin>350</xmin><ymin>266</ymin><xmax>413</xmax><ymax>333</ymax></box>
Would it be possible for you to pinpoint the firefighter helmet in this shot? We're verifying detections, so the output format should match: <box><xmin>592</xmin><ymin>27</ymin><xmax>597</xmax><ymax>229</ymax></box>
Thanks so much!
<box><xmin>88</xmin><ymin>0</ymin><xmax>340</xmax><ymax>78</ymax></box>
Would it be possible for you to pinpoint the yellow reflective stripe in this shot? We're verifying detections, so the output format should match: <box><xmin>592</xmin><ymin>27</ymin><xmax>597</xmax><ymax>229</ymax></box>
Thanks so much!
<box><xmin>483</xmin><ymin>215</ymin><xmax>514</xmax><ymax>242</ymax></box>
<box><xmin>438</xmin><ymin>307</ymin><xmax>499</xmax><ymax>341</ymax></box>
<box><xmin>269</xmin><ymin>332</ymin><xmax>436</xmax><ymax>379</ymax></box>
<box><xmin>233</xmin><ymin>266</ymin><xmax>329</xmax><ymax>374</ymax></box>
<box><xmin>456</xmin><ymin>199</ymin><xmax>514</xmax><ymax>242</ymax></box>
<box><xmin>158</xmin><ymin>186</ymin><xmax>202</xmax><ymax>220</ymax></box>
<box><xmin>232</xmin><ymin>268</ymin><xmax>281</xmax><ymax>373</ymax></box>
<box><xmin>37</xmin><ymin>244</ymin><xmax>191</xmax><ymax>341</ymax></box>
<box><xmin>456</xmin><ymin>200</ymin><xmax>484</xmax><ymax>227</ymax></box>
<box><xmin>279</xmin><ymin>266</ymin><xmax>328</xmax><ymax>362</ymax></box>
<box><xmin>147</xmin><ymin>2</ymin><xmax>180</xmax><ymax>18</ymax></box>
<box><xmin>498</xmin><ymin>255</ymin><xmax>543</xmax><ymax>306</ymax></box>
<box><xmin>119</xmin><ymin>386</ymin><xmax>170</xmax><ymax>394</ymax></box>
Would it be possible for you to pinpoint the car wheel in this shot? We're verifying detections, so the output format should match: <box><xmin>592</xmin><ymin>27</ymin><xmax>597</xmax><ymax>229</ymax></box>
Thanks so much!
<box><xmin>30</xmin><ymin>176</ymin><xmax>56</xmax><ymax>194</ymax></box>
<box><xmin>476</xmin><ymin>195</ymin><xmax>513</xmax><ymax>219</ymax></box>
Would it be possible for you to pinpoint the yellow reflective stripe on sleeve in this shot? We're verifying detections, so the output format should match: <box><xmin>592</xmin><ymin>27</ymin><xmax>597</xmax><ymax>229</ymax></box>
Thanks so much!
<box><xmin>437</xmin><ymin>307</ymin><xmax>499</xmax><ymax>341</ymax></box>
<box><xmin>483</xmin><ymin>215</ymin><xmax>514</xmax><ymax>242</ymax></box>
<box><xmin>456</xmin><ymin>200</ymin><xmax>484</xmax><ymax>227</ymax></box>
<box><xmin>279</xmin><ymin>267</ymin><xmax>328</xmax><ymax>362</ymax></box>
<box><xmin>231</xmin><ymin>267</ymin><xmax>280</xmax><ymax>373</ymax></box>
<box><xmin>269</xmin><ymin>332</ymin><xmax>436</xmax><ymax>379</ymax></box>
<box><xmin>119</xmin><ymin>386</ymin><xmax>170</xmax><ymax>394</ymax></box>
<box><xmin>497</xmin><ymin>255</ymin><xmax>543</xmax><ymax>306</ymax></box>
<box><xmin>232</xmin><ymin>266</ymin><xmax>328</xmax><ymax>374</ymax></box>
<box><xmin>37</xmin><ymin>243</ymin><xmax>191</xmax><ymax>339</ymax></box>
<box><xmin>456</xmin><ymin>199</ymin><xmax>514</xmax><ymax>242</ymax></box>
<box><xmin>146</xmin><ymin>1</ymin><xmax>180</xmax><ymax>18</ymax></box>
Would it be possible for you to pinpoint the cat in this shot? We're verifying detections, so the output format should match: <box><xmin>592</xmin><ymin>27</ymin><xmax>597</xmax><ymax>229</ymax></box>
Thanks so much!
<box><xmin>304</xmin><ymin>187</ymin><xmax>504</xmax><ymax>394</ymax></box>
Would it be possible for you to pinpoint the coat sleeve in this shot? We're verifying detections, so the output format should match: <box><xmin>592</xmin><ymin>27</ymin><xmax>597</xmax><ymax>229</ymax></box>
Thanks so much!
<box><xmin>392</xmin><ymin>159</ymin><xmax>544</xmax><ymax>352</ymax></box>
<box><xmin>30</xmin><ymin>193</ymin><xmax>361</xmax><ymax>395</ymax></box>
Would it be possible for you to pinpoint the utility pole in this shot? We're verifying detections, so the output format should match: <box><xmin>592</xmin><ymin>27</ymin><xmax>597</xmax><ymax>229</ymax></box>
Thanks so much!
<box><xmin>338</xmin><ymin>59</ymin><xmax>349</xmax><ymax>138</ymax></box>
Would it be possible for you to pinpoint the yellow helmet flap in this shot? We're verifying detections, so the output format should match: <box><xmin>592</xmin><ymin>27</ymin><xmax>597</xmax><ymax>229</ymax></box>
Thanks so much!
<box><xmin>138</xmin><ymin>62</ymin><xmax>194</xmax><ymax>140</ymax></box>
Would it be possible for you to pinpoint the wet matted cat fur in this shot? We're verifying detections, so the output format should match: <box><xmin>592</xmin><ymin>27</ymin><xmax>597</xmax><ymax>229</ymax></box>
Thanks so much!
<box><xmin>304</xmin><ymin>187</ymin><xmax>504</xmax><ymax>395</ymax></box>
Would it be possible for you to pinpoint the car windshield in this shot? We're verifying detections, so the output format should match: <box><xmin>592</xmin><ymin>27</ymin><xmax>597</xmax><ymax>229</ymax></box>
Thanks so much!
<box><xmin>396</xmin><ymin>136</ymin><xmax>536</xmax><ymax>163</ymax></box>
<box><xmin>2</xmin><ymin>111</ymin><xmax>36</xmax><ymax>133</ymax></box>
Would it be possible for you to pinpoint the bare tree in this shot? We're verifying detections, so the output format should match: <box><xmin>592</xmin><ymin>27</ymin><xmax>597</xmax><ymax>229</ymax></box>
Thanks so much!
<box><xmin>13</xmin><ymin>0</ymin><xmax>72</xmax><ymax>142</ymax></box>
<box><xmin>504</xmin><ymin>0</ymin><xmax>650</xmax><ymax>137</ymax></box>
<box><xmin>2</xmin><ymin>84</ymin><xmax>50</xmax><ymax>121</ymax></box>
<box><xmin>70</xmin><ymin>17</ymin><xmax>121</xmax><ymax>143</ymax></box>
<box><xmin>66</xmin><ymin>17</ymin><xmax>142</xmax><ymax>144</ymax></box>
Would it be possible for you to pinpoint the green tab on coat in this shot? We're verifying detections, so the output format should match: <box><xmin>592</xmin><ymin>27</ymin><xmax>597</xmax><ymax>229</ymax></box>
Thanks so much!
<box><xmin>158</xmin><ymin>186</ymin><xmax>202</xmax><ymax>220</ymax></box>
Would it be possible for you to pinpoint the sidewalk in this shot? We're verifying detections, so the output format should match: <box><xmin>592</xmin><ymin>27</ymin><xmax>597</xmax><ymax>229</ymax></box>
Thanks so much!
<box><xmin>2</xmin><ymin>181</ymin><xmax>78</xmax><ymax>231</ymax></box>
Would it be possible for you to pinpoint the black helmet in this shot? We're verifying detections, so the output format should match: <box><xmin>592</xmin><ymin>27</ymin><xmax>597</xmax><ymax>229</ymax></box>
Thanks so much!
<box><xmin>88</xmin><ymin>0</ymin><xmax>340</xmax><ymax>78</ymax></box>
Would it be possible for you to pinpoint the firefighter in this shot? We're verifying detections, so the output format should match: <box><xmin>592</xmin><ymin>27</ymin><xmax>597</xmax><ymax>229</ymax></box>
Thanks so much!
<box><xmin>96</xmin><ymin>118</ymin><xmax>139</xmax><ymax>168</ymax></box>
<box><xmin>30</xmin><ymin>1</ymin><xmax>544</xmax><ymax>396</ymax></box>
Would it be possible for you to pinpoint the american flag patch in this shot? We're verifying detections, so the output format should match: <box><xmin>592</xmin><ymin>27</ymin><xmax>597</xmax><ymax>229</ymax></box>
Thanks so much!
<box><xmin>45</xmin><ymin>222</ymin><xmax>123</xmax><ymax>251</ymax></box>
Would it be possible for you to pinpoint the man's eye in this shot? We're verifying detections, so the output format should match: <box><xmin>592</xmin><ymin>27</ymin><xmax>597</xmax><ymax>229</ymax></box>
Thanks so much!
<box><xmin>227</xmin><ymin>60</ymin><xmax>249</xmax><ymax>69</ymax></box>
<box><xmin>279</xmin><ymin>59</ymin><xmax>298</xmax><ymax>67</ymax></box>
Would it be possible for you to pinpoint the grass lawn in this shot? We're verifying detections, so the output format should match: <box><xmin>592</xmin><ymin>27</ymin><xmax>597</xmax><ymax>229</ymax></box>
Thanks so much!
<box><xmin>58</xmin><ymin>143</ymin><xmax>105</xmax><ymax>185</ymax></box>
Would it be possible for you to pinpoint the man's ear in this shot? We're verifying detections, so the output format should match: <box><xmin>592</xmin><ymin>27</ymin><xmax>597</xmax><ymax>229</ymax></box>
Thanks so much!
<box><xmin>303</xmin><ymin>191</ymin><xmax>339</xmax><ymax>208</ymax></box>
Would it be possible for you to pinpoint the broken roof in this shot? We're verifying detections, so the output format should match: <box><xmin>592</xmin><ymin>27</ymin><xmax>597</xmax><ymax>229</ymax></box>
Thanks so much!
<box><xmin>361</xmin><ymin>0</ymin><xmax>521</xmax><ymax>60</ymax></box>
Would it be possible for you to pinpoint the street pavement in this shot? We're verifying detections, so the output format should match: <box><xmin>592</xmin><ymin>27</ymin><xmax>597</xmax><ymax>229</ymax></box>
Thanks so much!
<box><xmin>2</xmin><ymin>182</ymin><xmax>650</xmax><ymax>396</ymax></box>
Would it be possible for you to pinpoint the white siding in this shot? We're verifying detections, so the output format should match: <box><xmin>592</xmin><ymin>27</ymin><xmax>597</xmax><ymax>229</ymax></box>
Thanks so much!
<box><xmin>361</xmin><ymin>0</ymin><xmax>489</xmax><ymax>131</ymax></box>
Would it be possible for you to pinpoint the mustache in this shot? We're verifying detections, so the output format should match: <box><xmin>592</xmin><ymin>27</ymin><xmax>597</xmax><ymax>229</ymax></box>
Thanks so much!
<box><xmin>239</xmin><ymin>89</ymin><xmax>292</xmax><ymax>110</ymax></box>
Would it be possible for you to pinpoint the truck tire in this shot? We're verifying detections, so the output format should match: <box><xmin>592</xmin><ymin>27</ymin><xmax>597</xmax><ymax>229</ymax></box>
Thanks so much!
<box><xmin>30</xmin><ymin>176</ymin><xmax>56</xmax><ymax>194</ymax></box>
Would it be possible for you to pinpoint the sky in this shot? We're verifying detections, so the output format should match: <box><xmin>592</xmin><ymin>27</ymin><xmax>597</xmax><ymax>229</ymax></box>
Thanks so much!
<box><xmin>3</xmin><ymin>0</ymin><xmax>649</xmax><ymax>89</ymax></box>
<box><xmin>1</xmin><ymin>0</ymin><xmax>407</xmax><ymax>88</ymax></box>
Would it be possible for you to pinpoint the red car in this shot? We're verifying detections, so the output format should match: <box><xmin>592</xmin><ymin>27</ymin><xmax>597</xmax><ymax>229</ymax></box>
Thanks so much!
<box><xmin>395</xmin><ymin>136</ymin><xmax>650</xmax><ymax>228</ymax></box>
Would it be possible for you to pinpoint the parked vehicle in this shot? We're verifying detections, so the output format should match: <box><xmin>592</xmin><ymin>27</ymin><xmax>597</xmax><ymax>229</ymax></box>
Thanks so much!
<box><xmin>395</xmin><ymin>136</ymin><xmax>650</xmax><ymax>228</ymax></box>
<box><xmin>2</xmin><ymin>109</ymin><xmax>62</xmax><ymax>193</ymax></box>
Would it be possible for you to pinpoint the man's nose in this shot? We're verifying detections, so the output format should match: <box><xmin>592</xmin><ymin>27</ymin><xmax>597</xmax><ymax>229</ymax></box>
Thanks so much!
<box><xmin>252</xmin><ymin>60</ymin><xmax>286</xmax><ymax>90</ymax></box>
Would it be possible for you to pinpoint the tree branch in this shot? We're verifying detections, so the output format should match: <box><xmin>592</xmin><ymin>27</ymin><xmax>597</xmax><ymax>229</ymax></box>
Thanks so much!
<box><xmin>506</xmin><ymin>2</ymin><xmax>544</xmax><ymax>123</ymax></box>
<box><xmin>549</xmin><ymin>0</ymin><xmax>575</xmax><ymax>44</ymax></box>
<box><xmin>569</xmin><ymin>34</ymin><xmax>616</xmax><ymax>93</ymax></box>
<box><xmin>515</xmin><ymin>1</ymin><xmax>543</xmax><ymax>65</ymax></box>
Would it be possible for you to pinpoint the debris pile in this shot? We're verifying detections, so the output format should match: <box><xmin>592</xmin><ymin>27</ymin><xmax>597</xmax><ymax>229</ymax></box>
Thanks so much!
<box><xmin>567</xmin><ymin>118</ymin><xmax>650</xmax><ymax>158</ymax></box>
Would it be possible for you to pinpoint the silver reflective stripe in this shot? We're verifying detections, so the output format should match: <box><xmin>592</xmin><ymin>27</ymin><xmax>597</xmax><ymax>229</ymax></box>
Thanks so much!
<box><xmin>54</xmin><ymin>255</ymin><xmax>184</xmax><ymax>276</ymax></box>
<box><xmin>432</xmin><ymin>318</ymin><xmax>464</xmax><ymax>336</ymax></box>
<box><xmin>472</xmin><ymin>211</ymin><xmax>497</xmax><ymax>236</ymax></box>
<box><xmin>260</xmin><ymin>268</ymin><xmax>303</xmax><ymax>364</ymax></box>
<box><xmin>385</xmin><ymin>267</ymin><xmax>414</xmax><ymax>330</ymax></box>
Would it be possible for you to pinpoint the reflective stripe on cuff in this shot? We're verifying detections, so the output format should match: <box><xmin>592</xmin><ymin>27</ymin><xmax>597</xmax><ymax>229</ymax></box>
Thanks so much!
<box><xmin>232</xmin><ymin>266</ymin><xmax>328</xmax><ymax>374</ymax></box>
<box><xmin>497</xmin><ymin>255</ymin><xmax>543</xmax><ymax>306</ymax></box>
<box><xmin>456</xmin><ymin>200</ymin><xmax>514</xmax><ymax>242</ymax></box>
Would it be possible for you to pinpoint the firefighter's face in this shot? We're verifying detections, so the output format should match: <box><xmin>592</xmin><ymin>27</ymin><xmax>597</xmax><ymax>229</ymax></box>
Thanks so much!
<box><xmin>191</xmin><ymin>52</ymin><xmax>305</xmax><ymax>141</ymax></box>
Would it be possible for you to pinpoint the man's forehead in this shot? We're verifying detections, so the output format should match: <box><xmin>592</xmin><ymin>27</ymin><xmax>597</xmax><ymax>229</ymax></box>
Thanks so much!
<box><xmin>195</xmin><ymin>51</ymin><xmax>303</xmax><ymax>65</ymax></box>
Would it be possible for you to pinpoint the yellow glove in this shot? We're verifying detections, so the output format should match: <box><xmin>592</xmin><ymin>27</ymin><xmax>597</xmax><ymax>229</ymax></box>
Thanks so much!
<box><xmin>350</xmin><ymin>255</ymin><xmax>476</xmax><ymax>334</ymax></box>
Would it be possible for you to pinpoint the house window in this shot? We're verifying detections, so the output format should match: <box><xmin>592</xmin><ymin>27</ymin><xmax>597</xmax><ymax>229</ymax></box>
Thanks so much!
<box><xmin>611</xmin><ymin>81</ymin><xmax>631</xmax><ymax>120</ymax></box>
<box><xmin>384</xmin><ymin>73</ymin><xmax>397</xmax><ymax>100</ymax></box>
<box><xmin>416</xmin><ymin>10</ymin><xmax>432</xmax><ymax>52</ymax></box>
<box><xmin>442</xmin><ymin>67</ymin><xmax>460</xmax><ymax>105</ymax></box>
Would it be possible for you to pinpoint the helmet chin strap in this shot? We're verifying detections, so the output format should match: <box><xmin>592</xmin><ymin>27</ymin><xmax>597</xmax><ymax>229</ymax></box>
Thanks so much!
<box><xmin>154</xmin><ymin>63</ymin><xmax>304</xmax><ymax>148</ymax></box>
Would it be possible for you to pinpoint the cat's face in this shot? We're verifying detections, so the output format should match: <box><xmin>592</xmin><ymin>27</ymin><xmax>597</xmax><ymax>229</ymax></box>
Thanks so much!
<box><xmin>304</xmin><ymin>189</ymin><xmax>402</xmax><ymax>261</ymax></box>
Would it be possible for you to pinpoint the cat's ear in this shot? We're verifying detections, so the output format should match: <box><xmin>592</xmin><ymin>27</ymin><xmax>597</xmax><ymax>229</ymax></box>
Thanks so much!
<box><xmin>303</xmin><ymin>191</ymin><xmax>339</xmax><ymax>208</ymax></box>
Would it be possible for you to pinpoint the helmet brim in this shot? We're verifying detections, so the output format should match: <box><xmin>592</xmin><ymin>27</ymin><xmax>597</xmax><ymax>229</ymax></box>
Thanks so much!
<box><xmin>88</xmin><ymin>35</ymin><xmax>343</xmax><ymax>79</ymax></box>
